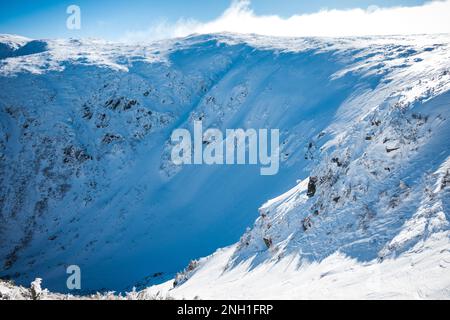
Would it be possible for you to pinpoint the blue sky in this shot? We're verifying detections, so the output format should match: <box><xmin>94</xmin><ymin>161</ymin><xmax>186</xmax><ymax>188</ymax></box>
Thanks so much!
<box><xmin>0</xmin><ymin>0</ymin><xmax>432</xmax><ymax>39</ymax></box>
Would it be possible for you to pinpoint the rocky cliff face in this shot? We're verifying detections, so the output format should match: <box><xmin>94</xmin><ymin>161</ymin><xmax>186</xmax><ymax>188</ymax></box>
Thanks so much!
<box><xmin>1</xmin><ymin>33</ymin><xmax>449</xmax><ymax>295</ymax></box>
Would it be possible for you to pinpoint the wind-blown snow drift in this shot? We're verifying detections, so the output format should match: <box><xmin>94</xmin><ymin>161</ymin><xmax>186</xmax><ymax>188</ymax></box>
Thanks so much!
<box><xmin>0</xmin><ymin>33</ymin><xmax>449</xmax><ymax>297</ymax></box>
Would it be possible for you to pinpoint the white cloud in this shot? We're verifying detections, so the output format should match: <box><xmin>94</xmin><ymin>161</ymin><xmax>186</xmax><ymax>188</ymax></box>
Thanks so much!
<box><xmin>121</xmin><ymin>0</ymin><xmax>450</xmax><ymax>42</ymax></box>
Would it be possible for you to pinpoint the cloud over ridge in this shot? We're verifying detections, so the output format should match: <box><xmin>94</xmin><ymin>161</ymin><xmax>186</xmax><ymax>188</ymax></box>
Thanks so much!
<box><xmin>122</xmin><ymin>0</ymin><xmax>450</xmax><ymax>42</ymax></box>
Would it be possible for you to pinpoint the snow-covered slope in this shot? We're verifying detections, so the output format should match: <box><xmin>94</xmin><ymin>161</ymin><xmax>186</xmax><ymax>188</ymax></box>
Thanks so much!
<box><xmin>0</xmin><ymin>35</ymin><xmax>31</xmax><ymax>60</ymax></box>
<box><xmin>1</xmin><ymin>33</ymin><xmax>449</xmax><ymax>297</ymax></box>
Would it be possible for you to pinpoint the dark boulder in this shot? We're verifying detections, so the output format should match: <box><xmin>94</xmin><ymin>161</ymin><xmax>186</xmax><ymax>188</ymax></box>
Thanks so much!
<box><xmin>307</xmin><ymin>176</ymin><xmax>318</xmax><ymax>197</ymax></box>
<box><xmin>263</xmin><ymin>237</ymin><xmax>272</xmax><ymax>248</ymax></box>
<box><xmin>302</xmin><ymin>217</ymin><xmax>313</xmax><ymax>231</ymax></box>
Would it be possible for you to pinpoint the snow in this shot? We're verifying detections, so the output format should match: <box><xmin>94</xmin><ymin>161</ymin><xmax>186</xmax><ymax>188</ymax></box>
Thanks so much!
<box><xmin>0</xmin><ymin>34</ymin><xmax>30</xmax><ymax>59</ymax></box>
<box><xmin>143</xmin><ymin>232</ymin><xmax>450</xmax><ymax>300</ymax></box>
<box><xmin>0</xmin><ymin>33</ymin><xmax>449</xmax><ymax>298</ymax></box>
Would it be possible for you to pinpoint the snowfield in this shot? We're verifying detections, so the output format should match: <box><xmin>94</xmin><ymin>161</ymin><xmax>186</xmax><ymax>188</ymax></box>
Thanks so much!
<box><xmin>0</xmin><ymin>33</ymin><xmax>449</xmax><ymax>299</ymax></box>
<box><xmin>144</xmin><ymin>233</ymin><xmax>450</xmax><ymax>300</ymax></box>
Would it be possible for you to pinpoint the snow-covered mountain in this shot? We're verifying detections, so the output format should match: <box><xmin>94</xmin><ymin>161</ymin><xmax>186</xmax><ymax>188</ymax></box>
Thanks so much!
<box><xmin>0</xmin><ymin>33</ymin><xmax>449</xmax><ymax>298</ymax></box>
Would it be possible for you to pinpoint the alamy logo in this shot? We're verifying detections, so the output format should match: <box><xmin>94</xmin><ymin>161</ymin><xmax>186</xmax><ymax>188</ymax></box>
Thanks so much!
<box><xmin>171</xmin><ymin>121</ymin><xmax>280</xmax><ymax>176</ymax></box>
<box><xmin>66</xmin><ymin>5</ymin><xmax>81</xmax><ymax>30</ymax></box>
<box><xmin>66</xmin><ymin>265</ymin><xmax>81</xmax><ymax>290</ymax></box>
